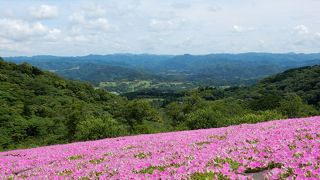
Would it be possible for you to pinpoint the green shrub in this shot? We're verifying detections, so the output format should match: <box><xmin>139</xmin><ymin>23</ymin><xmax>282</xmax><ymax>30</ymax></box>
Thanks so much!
<box><xmin>75</xmin><ymin>116</ymin><xmax>128</xmax><ymax>141</ymax></box>
<box><xmin>227</xmin><ymin>110</ymin><xmax>286</xmax><ymax>125</ymax></box>
<box><xmin>185</xmin><ymin>108</ymin><xmax>222</xmax><ymax>129</ymax></box>
<box><xmin>277</xmin><ymin>94</ymin><xmax>318</xmax><ymax>118</ymax></box>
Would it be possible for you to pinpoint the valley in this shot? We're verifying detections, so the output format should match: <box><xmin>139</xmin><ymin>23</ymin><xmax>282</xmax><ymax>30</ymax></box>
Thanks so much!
<box><xmin>98</xmin><ymin>80</ymin><xmax>196</xmax><ymax>94</ymax></box>
<box><xmin>6</xmin><ymin>53</ymin><xmax>320</xmax><ymax>94</ymax></box>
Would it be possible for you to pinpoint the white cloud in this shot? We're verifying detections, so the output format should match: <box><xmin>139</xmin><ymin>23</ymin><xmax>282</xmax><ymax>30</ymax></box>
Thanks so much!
<box><xmin>207</xmin><ymin>4</ymin><xmax>221</xmax><ymax>12</ymax></box>
<box><xmin>69</xmin><ymin>10</ymin><xmax>117</xmax><ymax>32</ymax></box>
<box><xmin>29</xmin><ymin>5</ymin><xmax>58</xmax><ymax>19</ymax></box>
<box><xmin>171</xmin><ymin>2</ymin><xmax>191</xmax><ymax>9</ymax></box>
<box><xmin>293</xmin><ymin>25</ymin><xmax>309</xmax><ymax>35</ymax></box>
<box><xmin>149</xmin><ymin>19</ymin><xmax>186</xmax><ymax>32</ymax></box>
<box><xmin>0</xmin><ymin>35</ymin><xmax>34</xmax><ymax>56</ymax></box>
<box><xmin>65</xmin><ymin>35</ymin><xmax>90</xmax><ymax>43</ymax></box>
<box><xmin>70</xmin><ymin>13</ymin><xmax>115</xmax><ymax>32</ymax></box>
<box><xmin>1</xmin><ymin>0</ymin><xmax>320</xmax><ymax>55</ymax></box>
<box><xmin>2</xmin><ymin>9</ymin><xmax>14</xmax><ymax>17</ymax></box>
<box><xmin>67</xmin><ymin>8</ymin><xmax>117</xmax><ymax>45</ymax></box>
<box><xmin>0</xmin><ymin>18</ymin><xmax>61</xmax><ymax>41</ymax></box>
<box><xmin>232</xmin><ymin>25</ymin><xmax>255</xmax><ymax>33</ymax></box>
<box><xmin>0</xmin><ymin>43</ymin><xmax>30</xmax><ymax>53</ymax></box>
<box><xmin>80</xmin><ymin>4</ymin><xmax>106</xmax><ymax>18</ymax></box>
<box><xmin>88</xmin><ymin>18</ymin><xmax>112</xmax><ymax>31</ymax></box>
<box><xmin>45</xmin><ymin>29</ymin><xmax>62</xmax><ymax>41</ymax></box>
<box><xmin>149</xmin><ymin>19</ymin><xmax>174</xmax><ymax>31</ymax></box>
<box><xmin>69</xmin><ymin>13</ymin><xmax>86</xmax><ymax>24</ymax></box>
<box><xmin>259</xmin><ymin>40</ymin><xmax>266</xmax><ymax>45</ymax></box>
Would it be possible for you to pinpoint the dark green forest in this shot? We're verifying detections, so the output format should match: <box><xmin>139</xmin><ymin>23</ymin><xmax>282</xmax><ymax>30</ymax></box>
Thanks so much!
<box><xmin>0</xmin><ymin>57</ymin><xmax>319</xmax><ymax>151</ymax></box>
<box><xmin>0</xmin><ymin>58</ymin><xmax>165</xmax><ymax>150</ymax></box>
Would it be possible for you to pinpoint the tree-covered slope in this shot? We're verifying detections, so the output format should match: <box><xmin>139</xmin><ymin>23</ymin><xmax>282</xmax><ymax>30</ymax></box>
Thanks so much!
<box><xmin>0</xmin><ymin>58</ymin><xmax>163</xmax><ymax>150</ymax></box>
<box><xmin>56</xmin><ymin>63</ymin><xmax>156</xmax><ymax>84</ymax></box>
<box><xmin>162</xmin><ymin>65</ymin><xmax>320</xmax><ymax>131</ymax></box>
<box><xmin>258</xmin><ymin>65</ymin><xmax>320</xmax><ymax>107</ymax></box>
<box><xmin>227</xmin><ymin>65</ymin><xmax>320</xmax><ymax>111</ymax></box>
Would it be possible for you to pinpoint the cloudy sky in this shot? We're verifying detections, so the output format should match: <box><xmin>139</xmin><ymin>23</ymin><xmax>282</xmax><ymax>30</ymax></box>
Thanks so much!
<box><xmin>0</xmin><ymin>0</ymin><xmax>320</xmax><ymax>56</ymax></box>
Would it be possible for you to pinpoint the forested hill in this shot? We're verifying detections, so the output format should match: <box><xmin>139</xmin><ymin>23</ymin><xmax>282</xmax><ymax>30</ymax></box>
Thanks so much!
<box><xmin>258</xmin><ymin>65</ymin><xmax>320</xmax><ymax>106</ymax></box>
<box><xmin>231</xmin><ymin>65</ymin><xmax>320</xmax><ymax>110</ymax></box>
<box><xmin>202</xmin><ymin>65</ymin><xmax>320</xmax><ymax>109</ymax></box>
<box><xmin>191</xmin><ymin>64</ymin><xmax>320</xmax><ymax>113</ymax></box>
<box><xmin>0</xmin><ymin>58</ymin><xmax>163</xmax><ymax>150</ymax></box>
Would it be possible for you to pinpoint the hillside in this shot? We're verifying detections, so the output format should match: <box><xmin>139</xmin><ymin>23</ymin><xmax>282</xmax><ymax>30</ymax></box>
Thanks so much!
<box><xmin>55</xmin><ymin>63</ymin><xmax>156</xmax><ymax>84</ymax></box>
<box><xmin>160</xmin><ymin>65</ymin><xmax>320</xmax><ymax>131</ymax></box>
<box><xmin>258</xmin><ymin>65</ymin><xmax>320</xmax><ymax>107</ymax></box>
<box><xmin>0</xmin><ymin>58</ymin><xmax>164</xmax><ymax>150</ymax></box>
<box><xmin>190</xmin><ymin>64</ymin><xmax>320</xmax><ymax>108</ymax></box>
<box><xmin>222</xmin><ymin>65</ymin><xmax>320</xmax><ymax>110</ymax></box>
<box><xmin>1</xmin><ymin>116</ymin><xmax>319</xmax><ymax>179</ymax></box>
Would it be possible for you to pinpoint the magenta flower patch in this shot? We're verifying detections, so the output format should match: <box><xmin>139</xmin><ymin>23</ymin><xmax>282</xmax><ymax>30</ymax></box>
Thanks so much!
<box><xmin>1</xmin><ymin>116</ymin><xmax>320</xmax><ymax>179</ymax></box>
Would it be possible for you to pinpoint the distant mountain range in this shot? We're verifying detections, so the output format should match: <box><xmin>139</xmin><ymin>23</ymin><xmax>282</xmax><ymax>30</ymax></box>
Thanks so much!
<box><xmin>5</xmin><ymin>53</ymin><xmax>320</xmax><ymax>89</ymax></box>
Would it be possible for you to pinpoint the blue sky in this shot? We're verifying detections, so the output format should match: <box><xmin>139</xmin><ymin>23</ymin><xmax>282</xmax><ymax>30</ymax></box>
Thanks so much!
<box><xmin>0</xmin><ymin>0</ymin><xmax>320</xmax><ymax>56</ymax></box>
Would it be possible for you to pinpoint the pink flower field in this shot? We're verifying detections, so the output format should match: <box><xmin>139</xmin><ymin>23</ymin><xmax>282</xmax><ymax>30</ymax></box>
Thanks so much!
<box><xmin>1</xmin><ymin>116</ymin><xmax>320</xmax><ymax>179</ymax></box>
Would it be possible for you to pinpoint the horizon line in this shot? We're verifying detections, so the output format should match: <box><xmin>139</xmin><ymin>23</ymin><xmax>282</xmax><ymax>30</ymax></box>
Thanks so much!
<box><xmin>3</xmin><ymin>51</ymin><xmax>320</xmax><ymax>58</ymax></box>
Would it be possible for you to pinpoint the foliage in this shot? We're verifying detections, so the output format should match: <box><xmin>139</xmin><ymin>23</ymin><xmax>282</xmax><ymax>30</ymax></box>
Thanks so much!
<box><xmin>74</xmin><ymin>116</ymin><xmax>128</xmax><ymax>141</ymax></box>
<box><xmin>226</xmin><ymin>110</ymin><xmax>286</xmax><ymax>125</ymax></box>
<box><xmin>185</xmin><ymin>108</ymin><xmax>221</xmax><ymax>129</ymax></box>
<box><xmin>165</xmin><ymin>64</ymin><xmax>320</xmax><ymax>130</ymax></box>
<box><xmin>258</xmin><ymin>65</ymin><xmax>320</xmax><ymax>108</ymax></box>
<box><xmin>122</xmin><ymin>99</ymin><xmax>161</xmax><ymax>133</ymax></box>
<box><xmin>0</xmin><ymin>59</ymin><xmax>162</xmax><ymax>150</ymax></box>
<box><xmin>277</xmin><ymin>94</ymin><xmax>318</xmax><ymax>118</ymax></box>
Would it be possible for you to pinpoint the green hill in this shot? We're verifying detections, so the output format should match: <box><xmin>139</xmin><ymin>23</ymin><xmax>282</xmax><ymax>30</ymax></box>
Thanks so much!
<box><xmin>0</xmin><ymin>58</ymin><xmax>163</xmax><ymax>151</ymax></box>
<box><xmin>229</xmin><ymin>65</ymin><xmax>320</xmax><ymax>111</ymax></box>
<box><xmin>258</xmin><ymin>65</ymin><xmax>320</xmax><ymax>107</ymax></box>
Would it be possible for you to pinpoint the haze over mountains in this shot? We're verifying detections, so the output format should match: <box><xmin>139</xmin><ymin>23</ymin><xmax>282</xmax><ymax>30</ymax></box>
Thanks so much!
<box><xmin>5</xmin><ymin>53</ymin><xmax>320</xmax><ymax>93</ymax></box>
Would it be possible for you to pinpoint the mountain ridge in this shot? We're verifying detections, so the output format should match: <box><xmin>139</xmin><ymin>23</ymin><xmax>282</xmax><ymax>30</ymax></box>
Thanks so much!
<box><xmin>5</xmin><ymin>53</ymin><xmax>320</xmax><ymax>91</ymax></box>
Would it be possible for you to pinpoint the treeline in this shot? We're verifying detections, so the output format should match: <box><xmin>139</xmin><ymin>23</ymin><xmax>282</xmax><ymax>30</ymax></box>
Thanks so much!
<box><xmin>166</xmin><ymin>90</ymin><xmax>318</xmax><ymax>131</ymax></box>
<box><xmin>0</xmin><ymin>58</ymin><xmax>319</xmax><ymax>151</ymax></box>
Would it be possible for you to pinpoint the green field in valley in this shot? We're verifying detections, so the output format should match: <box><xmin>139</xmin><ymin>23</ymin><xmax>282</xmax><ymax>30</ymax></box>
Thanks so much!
<box><xmin>99</xmin><ymin>80</ymin><xmax>197</xmax><ymax>94</ymax></box>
